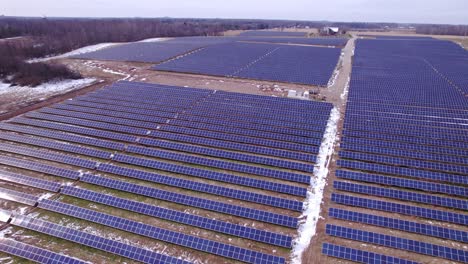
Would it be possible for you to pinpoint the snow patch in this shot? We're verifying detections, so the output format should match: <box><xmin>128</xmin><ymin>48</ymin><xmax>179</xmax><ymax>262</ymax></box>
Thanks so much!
<box><xmin>291</xmin><ymin>107</ymin><xmax>340</xmax><ymax>264</ymax></box>
<box><xmin>27</xmin><ymin>43</ymin><xmax>119</xmax><ymax>63</ymax></box>
<box><xmin>340</xmin><ymin>76</ymin><xmax>350</xmax><ymax>100</ymax></box>
<box><xmin>138</xmin><ymin>37</ymin><xmax>168</xmax><ymax>43</ymax></box>
<box><xmin>0</xmin><ymin>78</ymin><xmax>95</xmax><ymax>98</ymax></box>
<box><xmin>38</xmin><ymin>192</ymin><xmax>54</xmax><ymax>201</ymax></box>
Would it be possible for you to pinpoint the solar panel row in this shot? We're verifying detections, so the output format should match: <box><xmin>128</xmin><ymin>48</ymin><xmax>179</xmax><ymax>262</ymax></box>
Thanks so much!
<box><xmin>62</xmin><ymin>186</ymin><xmax>293</xmax><ymax>248</ymax></box>
<box><xmin>97</xmin><ymin>162</ymin><xmax>303</xmax><ymax>211</ymax></box>
<box><xmin>0</xmin><ymin>123</ymin><xmax>125</xmax><ymax>151</ymax></box>
<box><xmin>336</xmin><ymin>170</ymin><xmax>468</xmax><ymax>198</ymax></box>
<box><xmin>0</xmin><ymin>142</ymin><xmax>97</xmax><ymax>169</ymax></box>
<box><xmin>333</xmin><ymin>181</ymin><xmax>467</xmax><ymax>210</ymax></box>
<box><xmin>322</xmin><ymin>243</ymin><xmax>418</xmax><ymax>264</ymax></box>
<box><xmin>0</xmin><ymin>238</ymin><xmax>86</xmax><ymax>264</ymax></box>
<box><xmin>150</xmin><ymin>131</ymin><xmax>317</xmax><ymax>162</ymax></box>
<box><xmin>329</xmin><ymin>208</ymin><xmax>468</xmax><ymax>243</ymax></box>
<box><xmin>39</xmin><ymin>199</ymin><xmax>286</xmax><ymax>264</ymax></box>
<box><xmin>326</xmin><ymin>224</ymin><xmax>468</xmax><ymax>262</ymax></box>
<box><xmin>139</xmin><ymin>137</ymin><xmax>315</xmax><ymax>172</ymax></box>
<box><xmin>332</xmin><ymin>193</ymin><xmax>468</xmax><ymax>226</ymax></box>
<box><xmin>0</xmin><ymin>169</ymin><xmax>61</xmax><ymax>192</ymax></box>
<box><xmin>0</xmin><ymin>156</ymin><xmax>80</xmax><ymax>180</ymax></box>
<box><xmin>125</xmin><ymin>145</ymin><xmax>311</xmax><ymax>186</ymax></box>
<box><xmin>11</xmin><ymin>214</ymin><xmax>189</xmax><ymax>264</ymax></box>
<box><xmin>81</xmin><ymin>174</ymin><xmax>298</xmax><ymax>228</ymax></box>
<box><xmin>0</xmin><ymin>132</ymin><xmax>112</xmax><ymax>159</ymax></box>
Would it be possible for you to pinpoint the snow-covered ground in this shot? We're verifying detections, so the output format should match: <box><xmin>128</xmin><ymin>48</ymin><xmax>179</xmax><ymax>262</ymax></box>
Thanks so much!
<box><xmin>138</xmin><ymin>37</ymin><xmax>169</xmax><ymax>43</ymax></box>
<box><xmin>291</xmin><ymin>107</ymin><xmax>340</xmax><ymax>264</ymax></box>
<box><xmin>27</xmin><ymin>43</ymin><xmax>119</xmax><ymax>63</ymax></box>
<box><xmin>0</xmin><ymin>78</ymin><xmax>95</xmax><ymax>114</ymax></box>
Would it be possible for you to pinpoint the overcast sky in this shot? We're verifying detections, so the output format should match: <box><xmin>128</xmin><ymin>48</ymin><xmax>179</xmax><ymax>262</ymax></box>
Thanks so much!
<box><xmin>2</xmin><ymin>0</ymin><xmax>467</xmax><ymax>25</ymax></box>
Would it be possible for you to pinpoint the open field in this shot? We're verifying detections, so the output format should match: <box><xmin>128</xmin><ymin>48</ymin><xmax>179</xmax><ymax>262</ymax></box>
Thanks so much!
<box><xmin>0</xmin><ymin>29</ymin><xmax>467</xmax><ymax>264</ymax></box>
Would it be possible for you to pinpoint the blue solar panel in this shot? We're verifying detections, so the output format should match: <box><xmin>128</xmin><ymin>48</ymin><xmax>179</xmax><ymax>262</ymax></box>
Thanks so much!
<box><xmin>326</xmin><ymin>224</ymin><xmax>468</xmax><ymax>262</ymax></box>
<box><xmin>0</xmin><ymin>169</ymin><xmax>61</xmax><ymax>192</ymax></box>
<box><xmin>340</xmin><ymin>136</ymin><xmax>468</xmax><ymax>158</ymax></box>
<box><xmin>72</xmin><ymin>41</ymin><xmax>208</xmax><ymax>63</ymax></box>
<box><xmin>0</xmin><ymin>187</ymin><xmax>39</xmax><ymax>206</ymax></box>
<box><xmin>38</xmin><ymin>108</ymin><xmax>160</xmax><ymax>130</ymax></box>
<box><xmin>239</xmin><ymin>31</ymin><xmax>307</xmax><ymax>37</ymax></box>
<box><xmin>339</xmin><ymin>151</ymin><xmax>467</xmax><ymax>175</ymax></box>
<box><xmin>0</xmin><ymin>132</ymin><xmax>112</xmax><ymax>159</ymax></box>
<box><xmin>54</xmin><ymin>104</ymin><xmax>170</xmax><ymax>123</ymax></box>
<box><xmin>63</xmin><ymin>100</ymin><xmax>177</xmax><ymax>118</ymax></box>
<box><xmin>177</xmin><ymin>113</ymin><xmax>323</xmax><ymax>137</ymax></box>
<box><xmin>159</xmin><ymin>125</ymin><xmax>318</xmax><ymax>152</ymax></box>
<box><xmin>168</xmin><ymin>119</ymin><xmax>322</xmax><ymax>143</ymax></box>
<box><xmin>150</xmin><ymin>131</ymin><xmax>317</xmax><ymax>161</ymax></box>
<box><xmin>74</xmin><ymin>96</ymin><xmax>184</xmax><ymax>113</ymax></box>
<box><xmin>0</xmin><ymin>156</ymin><xmax>80</xmax><ymax>180</ymax></box>
<box><xmin>38</xmin><ymin>199</ymin><xmax>285</xmax><ymax>264</ymax></box>
<box><xmin>24</xmin><ymin>112</ymin><xmax>149</xmax><ymax>135</ymax></box>
<box><xmin>337</xmin><ymin>160</ymin><xmax>467</xmax><ymax>185</ymax></box>
<box><xmin>333</xmin><ymin>181</ymin><xmax>467</xmax><ymax>210</ymax></box>
<box><xmin>81</xmin><ymin>174</ymin><xmax>298</xmax><ymax>228</ymax></box>
<box><xmin>322</xmin><ymin>243</ymin><xmax>418</xmax><ymax>264</ymax></box>
<box><xmin>329</xmin><ymin>208</ymin><xmax>468</xmax><ymax>243</ymax></box>
<box><xmin>0</xmin><ymin>142</ymin><xmax>97</xmax><ymax>169</ymax></box>
<box><xmin>11</xmin><ymin>117</ymin><xmax>138</xmax><ymax>143</ymax></box>
<box><xmin>138</xmin><ymin>137</ymin><xmax>315</xmax><ymax>172</ymax></box>
<box><xmin>0</xmin><ymin>239</ymin><xmax>86</xmax><ymax>264</ymax></box>
<box><xmin>0</xmin><ymin>123</ymin><xmax>125</xmax><ymax>151</ymax></box>
<box><xmin>11</xmin><ymin>214</ymin><xmax>188</xmax><ymax>264</ymax></box>
<box><xmin>125</xmin><ymin>146</ymin><xmax>311</xmax><ymax>185</ymax></box>
<box><xmin>62</xmin><ymin>186</ymin><xmax>292</xmax><ymax>248</ymax></box>
<box><xmin>331</xmin><ymin>193</ymin><xmax>468</xmax><ymax>225</ymax></box>
<box><xmin>98</xmin><ymin>162</ymin><xmax>304</xmax><ymax>210</ymax></box>
<box><xmin>335</xmin><ymin>170</ymin><xmax>467</xmax><ymax>197</ymax></box>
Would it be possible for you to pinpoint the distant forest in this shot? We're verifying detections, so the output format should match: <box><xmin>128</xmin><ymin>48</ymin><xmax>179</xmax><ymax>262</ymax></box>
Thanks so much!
<box><xmin>0</xmin><ymin>17</ymin><xmax>466</xmax><ymax>86</ymax></box>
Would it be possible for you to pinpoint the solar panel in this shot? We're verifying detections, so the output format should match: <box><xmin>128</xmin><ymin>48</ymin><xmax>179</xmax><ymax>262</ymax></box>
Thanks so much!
<box><xmin>150</xmin><ymin>131</ymin><xmax>317</xmax><ymax>162</ymax></box>
<box><xmin>74</xmin><ymin>96</ymin><xmax>184</xmax><ymax>113</ymax></box>
<box><xmin>0</xmin><ymin>142</ymin><xmax>97</xmax><ymax>169</ymax></box>
<box><xmin>331</xmin><ymin>193</ymin><xmax>468</xmax><ymax>225</ymax></box>
<box><xmin>54</xmin><ymin>104</ymin><xmax>170</xmax><ymax>123</ymax></box>
<box><xmin>0</xmin><ymin>132</ymin><xmax>112</xmax><ymax>159</ymax></box>
<box><xmin>125</xmin><ymin>146</ymin><xmax>311</xmax><ymax>185</ymax></box>
<box><xmin>337</xmin><ymin>160</ymin><xmax>467</xmax><ymax>185</ymax></box>
<box><xmin>38</xmin><ymin>108</ymin><xmax>161</xmax><ymax>130</ymax></box>
<box><xmin>97</xmin><ymin>163</ymin><xmax>304</xmax><ymax>210</ymax></box>
<box><xmin>159</xmin><ymin>125</ymin><xmax>318</xmax><ymax>152</ymax></box>
<box><xmin>335</xmin><ymin>170</ymin><xmax>467</xmax><ymax>197</ymax></box>
<box><xmin>62</xmin><ymin>186</ymin><xmax>292</xmax><ymax>248</ymax></box>
<box><xmin>326</xmin><ymin>224</ymin><xmax>468</xmax><ymax>262</ymax></box>
<box><xmin>81</xmin><ymin>174</ymin><xmax>298</xmax><ymax>228</ymax></box>
<box><xmin>11</xmin><ymin>214</ymin><xmax>188</xmax><ymax>264</ymax></box>
<box><xmin>0</xmin><ymin>156</ymin><xmax>80</xmax><ymax>180</ymax></box>
<box><xmin>11</xmin><ymin>117</ymin><xmax>137</xmax><ymax>143</ymax></box>
<box><xmin>340</xmin><ymin>151</ymin><xmax>468</xmax><ymax>175</ymax></box>
<box><xmin>340</xmin><ymin>142</ymin><xmax>467</xmax><ymax>165</ymax></box>
<box><xmin>25</xmin><ymin>112</ymin><xmax>149</xmax><ymax>135</ymax></box>
<box><xmin>333</xmin><ymin>181</ymin><xmax>467</xmax><ymax>210</ymax></box>
<box><xmin>168</xmin><ymin>119</ymin><xmax>323</xmax><ymax>143</ymax></box>
<box><xmin>329</xmin><ymin>208</ymin><xmax>468</xmax><ymax>243</ymax></box>
<box><xmin>177</xmin><ymin>113</ymin><xmax>321</xmax><ymax>137</ymax></box>
<box><xmin>0</xmin><ymin>169</ymin><xmax>61</xmax><ymax>192</ymax></box>
<box><xmin>38</xmin><ymin>199</ymin><xmax>285</xmax><ymax>264</ymax></box>
<box><xmin>63</xmin><ymin>100</ymin><xmax>177</xmax><ymax>118</ymax></box>
<box><xmin>321</xmin><ymin>243</ymin><xmax>418</xmax><ymax>264</ymax></box>
<box><xmin>0</xmin><ymin>239</ymin><xmax>86</xmax><ymax>264</ymax></box>
<box><xmin>138</xmin><ymin>137</ymin><xmax>315</xmax><ymax>172</ymax></box>
<box><xmin>0</xmin><ymin>123</ymin><xmax>125</xmax><ymax>151</ymax></box>
<box><xmin>0</xmin><ymin>187</ymin><xmax>39</xmax><ymax>206</ymax></box>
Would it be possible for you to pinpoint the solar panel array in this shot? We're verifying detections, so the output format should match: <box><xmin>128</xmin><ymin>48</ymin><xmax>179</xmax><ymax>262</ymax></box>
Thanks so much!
<box><xmin>153</xmin><ymin>42</ymin><xmax>342</xmax><ymax>86</ymax></box>
<box><xmin>238</xmin><ymin>31</ymin><xmax>307</xmax><ymax>37</ymax></box>
<box><xmin>0</xmin><ymin>81</ymin><xmax>332</xmax><ymax>263</ymax></box>
<box><xmin>320</xmin><ymin>37</ymin><xmax>468</xmax><ymax>263</ymax></box>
